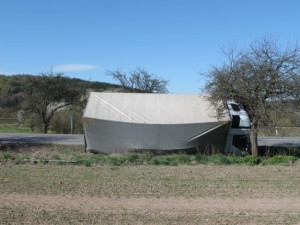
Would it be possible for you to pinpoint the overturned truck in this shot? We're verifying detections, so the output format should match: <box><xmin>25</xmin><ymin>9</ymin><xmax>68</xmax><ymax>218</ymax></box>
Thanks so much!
<box><xmin>83</xmin><ymin>92</ymin><xmax>251</xmax><ymax>154</ymax></box>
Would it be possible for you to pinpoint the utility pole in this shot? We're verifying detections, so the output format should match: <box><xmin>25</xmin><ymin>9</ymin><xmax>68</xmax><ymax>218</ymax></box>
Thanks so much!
<box><xmin>70</xmin><ymin>115</ymin><xmax>73</xmax><ymax>134</ymax></box>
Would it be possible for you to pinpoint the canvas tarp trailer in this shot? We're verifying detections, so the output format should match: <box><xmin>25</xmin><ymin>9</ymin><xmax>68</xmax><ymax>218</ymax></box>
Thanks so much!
<box><xmin>83</xmin><ymin>92</ymin><xmax>235</xmax><ymax>154</ymax></box>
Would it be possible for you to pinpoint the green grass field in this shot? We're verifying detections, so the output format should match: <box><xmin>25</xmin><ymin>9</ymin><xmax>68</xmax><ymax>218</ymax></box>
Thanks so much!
<box><xmin>1</xmin><ymin>144</ymin><xmax>300</xmax><ymax>224</ymax></box>
<box><xmin>0</xmin><ymin>124</ymin><xmax>32</xmax><ymax>133</ymax></box>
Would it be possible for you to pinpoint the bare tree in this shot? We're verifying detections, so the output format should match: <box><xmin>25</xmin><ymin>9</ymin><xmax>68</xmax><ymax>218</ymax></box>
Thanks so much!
<box><xmin>22</xmin><ymin>70</ymin><xmax>81</xmax><ymax>133</ymax></box>
<box><xmin>202</xmin><ymin>37</ymin><xmax>300</xmax><ymax>155</ymax></box>
<box><xmin>107</xmin><ymin>67</ymin><xmax>169</xmax><ymax>93</ymax></box>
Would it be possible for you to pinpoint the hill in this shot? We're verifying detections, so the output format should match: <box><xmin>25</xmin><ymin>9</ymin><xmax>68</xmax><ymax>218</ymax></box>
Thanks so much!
<box><xmin>0</xmin><ymin>74</ymin><xmax>121</xmax><ymax>116</ymax></box>
<box><xmin>0</xmin><ymin>74</ymin><xmax>122</xmax><ymax>133</ymax></box>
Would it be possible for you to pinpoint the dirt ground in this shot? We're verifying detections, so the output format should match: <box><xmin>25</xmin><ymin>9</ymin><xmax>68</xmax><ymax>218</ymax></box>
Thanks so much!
<box><xmin>1</xmin><ymin>162</ymin><xmax>300</xmax><ymax>224</ymax></box>
<box><xmin>1</xmin><ymin>194</ymin><xmax>300</xmax><ymax>224</ymax></box>
<box><xmin>1</xmin><ymin>194</ymin><xmax>300</xmax><ymax>212</ymax></box>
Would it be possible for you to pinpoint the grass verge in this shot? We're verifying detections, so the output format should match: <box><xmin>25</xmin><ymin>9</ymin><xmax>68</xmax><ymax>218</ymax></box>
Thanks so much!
<box><xmin>0</xmin><ymin>124</ymin><xmax>32</xmax><ymax>133</ymax></box>
<box><xmin>0</xmin><ymin>144</ymin><xmax>299</xmax><ymax>166</ymax></box>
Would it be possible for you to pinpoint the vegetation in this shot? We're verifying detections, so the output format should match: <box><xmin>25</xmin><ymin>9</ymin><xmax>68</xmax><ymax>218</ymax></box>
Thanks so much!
<box><xmin>1</xmin><ymin>205</ymin><xmax>299</xmax><ymax>225</ymax></box>
<box><xmin>22</xmin><ymin>70</ymin><xmax>83</xmax><ymax>133</ymax></box>
<box><xmin>0</xmin><ymin>73</ymin><xmax>121</xmax><ymax>133</ymax></box>
<box><xmin>1</xmin><ymin>152</ymin><xmax>300</xmax><ymax>224</ymax></box>
<box><xmin>203</xmin><ymin>37</ymin><xmax>300</xmax><ymax>156</ymax></box>
<box><xmin>0</xmin><ymin>144</ymin><xmax>300</xmax><ymax>224</ymax></box>
<box><xmin>107</xmin><ymin>67</ymin><xmax>169</xmax><ymax>93</ymax></box>
<box><xmin>0</xmin><ymin>124</ymin><xmax>32</xmax><ymax>133</ymax></box>
<box><xmin>1</xmin><ymin>144</ymin><xmax>299</xmax><ymax>166</ymax></box>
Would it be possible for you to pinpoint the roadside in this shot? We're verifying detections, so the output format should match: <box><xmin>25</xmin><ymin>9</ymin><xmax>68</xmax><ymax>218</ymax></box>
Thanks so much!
<box><xmin>1</xmin><ymin>133</ymin><xmax>300</xmax><ymax>147</ymax></box>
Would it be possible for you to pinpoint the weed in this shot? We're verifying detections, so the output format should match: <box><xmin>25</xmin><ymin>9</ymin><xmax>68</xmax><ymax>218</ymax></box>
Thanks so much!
<box><xmin>236</xmin><ymin>155</ymin><xmax>262</xmax><ymax>165</ymax></box>
<box><xmin>148</xmin><ymin>155</ymin><xmax>178</xmax><ymax>166</ymax></box>
<box><xmin>173</xmin><ymin>154</ymin><xmax>192</xmax><ymax>165</ymax></box>
<box><xmin>209</xmin><ymin>154</ymin><xmax>232</xmax><ymax>165</ymax></box>
<box><xmin>105</xmin><ymin>156</ymin><xmax>125</xmax><ymax>166</ymax></box>
<box><xmin>0</xmin><ymin>144</ymin><xmax>299</xmax><ymax>166</ymax></box>
<box><xmin>0</xmin><ymin>152</ymin><xmax>11</xmax><ymax>160</ymax></box>
<box><xmin>194</xmin><ymin>154</ymin><xmax>209</xmax><ymax>164</ymax></box>
<box><xmin>263</xmin><ymin>155</ymin><xmax>298</xmax><ymax>165</ymax></box>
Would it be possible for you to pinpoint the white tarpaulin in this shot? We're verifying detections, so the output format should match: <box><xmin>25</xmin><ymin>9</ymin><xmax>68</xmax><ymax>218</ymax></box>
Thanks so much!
<box><xmin>83</xmin><ymin>92</ymin><xmax>231</xmax><ymax>154</ymax></box>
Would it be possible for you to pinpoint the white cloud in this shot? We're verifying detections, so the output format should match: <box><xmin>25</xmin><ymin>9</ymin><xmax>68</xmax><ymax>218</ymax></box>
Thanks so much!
<box><xmin>0</xmin><ymin>69</ymin><xmax>17</xmax><ymax>75</ymax></box>
<box><xmin>53</xmin><ymin>64</ymin><xmax>99</xmax><ymax>71</ymax></box>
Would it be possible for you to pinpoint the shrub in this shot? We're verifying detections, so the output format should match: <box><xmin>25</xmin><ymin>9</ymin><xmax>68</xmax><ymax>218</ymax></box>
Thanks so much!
<box><xmin>264</xmin><ymin>155</ymin><xmax>298</xmax><ymax>165</ymax></box>
<box><xmin>148</xmin><ymin>155</ymin><xmax>178</xmax><ymax>166</ymax></box>
<box><xmin>209</xmin><ymin>154</ymin><xmax>232</xmax><ymax>165</ymax></box>
<box><xmin>173</xmin><ymin>154</ymin><xmax>192</xmax><ymax>165</ymax></box>
<box><xmin>123</xmin><ymin>153</ymin><xmax>140</xmax><ymax>164</ymax></box>
<box><xmin>237</xmin><ymin>155</ymin><xmax>262</xmax><ymax>166</ymax></box>
<box><xmin>105</xmin><ymin>156</ymin><xmax>125</xmax><ymax>166</ymax></box>
<box><xmin>194</xmin><ymin>155</ymin><xmax>209</xmax><ymax>164</ymax></box>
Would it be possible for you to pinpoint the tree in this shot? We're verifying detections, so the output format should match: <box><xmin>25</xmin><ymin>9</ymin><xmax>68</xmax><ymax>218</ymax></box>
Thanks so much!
<box><xmin>22</xmin><ymin>70</ymin><xmax>81</xmax><ymax>133</ymax></box>
<box><xmin>202</xmin><ymin>37</ymin><xmax>300</xmax><ymax>156</ymax></box>
<box><xmin>107</xmin><ymin>67</ymin><xmax>169</xmax><ymax>93</ymax></box>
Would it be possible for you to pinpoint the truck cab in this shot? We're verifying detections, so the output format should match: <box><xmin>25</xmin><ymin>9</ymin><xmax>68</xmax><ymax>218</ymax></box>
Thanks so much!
<box><xmin>225</xmin><ymin>100</ymin><xmax>251</xmax><ymax>154</ymax></box>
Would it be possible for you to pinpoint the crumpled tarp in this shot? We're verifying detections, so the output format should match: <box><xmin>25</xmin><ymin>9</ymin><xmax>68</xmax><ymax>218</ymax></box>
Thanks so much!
<box><xmin>83</xmin><ymin>93</ymin><xmax>230</xmax><ymax>153</ymax></box>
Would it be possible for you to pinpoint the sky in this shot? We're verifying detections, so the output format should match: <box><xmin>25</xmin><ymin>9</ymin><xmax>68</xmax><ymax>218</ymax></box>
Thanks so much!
<box><xmin>1</xmin><ymin>0</ymin><xmax>300</xmax><ymax>93</ymax></box>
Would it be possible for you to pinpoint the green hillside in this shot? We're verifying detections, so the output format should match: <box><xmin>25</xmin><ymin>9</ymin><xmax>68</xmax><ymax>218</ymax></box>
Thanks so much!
<box><xmin>0</xmin><ymin>74</ymin><xmax>121</xmax><ymax>133</ymax></box>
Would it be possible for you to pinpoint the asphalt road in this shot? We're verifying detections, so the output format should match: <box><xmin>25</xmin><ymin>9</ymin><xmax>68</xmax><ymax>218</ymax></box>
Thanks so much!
<box><xmin>0</xmin><ymin>133</ymin><xmax>299</xmax><ymax>147</ymax></box>
<box><xmin>257</xmin><ymin>136</ymin><xmax>300</xmax><ymax>147</ymax></box>
<box><xmin>0</xmin><ymin>133</ymin><xmax>84</xmax><ymax>145</ymax></box>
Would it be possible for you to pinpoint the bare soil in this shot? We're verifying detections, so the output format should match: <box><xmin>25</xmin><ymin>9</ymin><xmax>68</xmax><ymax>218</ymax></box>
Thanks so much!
<box><xmin>1</xmin><ymin>194</ymin><xmax>300</xmax><ymax>212</ymax></box>
<box><xmin>1</xmin><ymin>163</ymin><xmax>300</xmax><ymax>224</ymax></box>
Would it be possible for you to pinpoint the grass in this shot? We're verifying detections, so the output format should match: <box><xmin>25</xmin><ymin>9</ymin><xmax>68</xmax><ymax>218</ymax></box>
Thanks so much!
<box><xmin>0</xmin><ymin>205</ymin><xmax>299</xmax><ymax>225</ymax></box>
<box><xmin>1</xmin><ymin>144</ymin><xmax>299</xmax><ymax>166</ymax></box>
<box><xmin>1</xmin><ymin>163</ymin><xmax>300</xmax><ymax>224</ymax></box>
<box><xmin>0</xmin><ymin>144</ymin><xmax>300</xmax><ymax>224</ymax></box>
<box><xmin>1</xmin><ymin>144</ymin><xmax>300</xmax><ymax>224</ymax></box>
<box><xmin>0</xmin><ymin>124</ymin><xmax>32</xmax><ymax>133</ymax></box>
<box><xmin>1</xmin><ymin>162</ymin><xmax>300</xmax><ymax>199</ymax></box>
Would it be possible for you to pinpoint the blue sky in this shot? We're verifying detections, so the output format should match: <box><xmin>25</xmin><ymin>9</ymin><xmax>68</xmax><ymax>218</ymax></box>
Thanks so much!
<box><xmin>1</xmin><ymin>0</ymin><xmax>300</xmax><ymax>93</ymax></box>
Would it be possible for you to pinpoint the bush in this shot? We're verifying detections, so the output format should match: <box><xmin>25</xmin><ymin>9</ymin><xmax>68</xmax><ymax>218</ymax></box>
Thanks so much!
<box><xmin>194</xmin><ymin>155</ymin><xmax>209</xmax><ymax>164</ymax></box>
<box><xmin>105</xmin><ymin>156</ymin><xmax>125</xmax><ymax>166</ymax></box>
<box><xmin>173</xmin><ymin>154</ymin><xmax>192</xmax><ymax>165</ymax></box>
<box><xmin>148</xmin><ymin>155</ymin><xmax>178</xmax><ymax>166</ymax></box>
<box><xmin>123</xmin><ymin>153</ymin><xmax>141</xmax><ymax>164</ymax></box>
<box><xmin>236</xmin><ymin>155</ymin><xmax>262</xmax><ymax>165</ymax></box>
<box><xmin>209</xmin><ymin>154</ymin><xmax>232</xmax><ymax>165</ymax></box>
<box><xmin>263</xmin><ymin>155</ymin><xmax>298</xmax><ymax>165</ymax></box>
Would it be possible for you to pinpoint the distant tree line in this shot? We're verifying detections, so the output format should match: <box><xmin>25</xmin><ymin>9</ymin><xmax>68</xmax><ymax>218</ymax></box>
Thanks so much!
<box><xmin>0</xmin><ymin>67</ymin><xmax>169</xmax><ymax>133</ymax></box>
<box><xmin>0</xmin><ymin>72</ymin><xmax>122</xmax><ymax>133</ymax></box>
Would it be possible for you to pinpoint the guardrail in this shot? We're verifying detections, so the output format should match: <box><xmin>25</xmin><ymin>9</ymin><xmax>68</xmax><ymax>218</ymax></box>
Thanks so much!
<box><xmin>259</xmin><ymin>126</ymin><xmax>300</xmax><ymax>137</ymax></box>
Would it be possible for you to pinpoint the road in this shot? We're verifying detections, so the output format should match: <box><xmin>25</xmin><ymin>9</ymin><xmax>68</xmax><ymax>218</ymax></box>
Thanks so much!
<box><xmin>0</xmin><ymin>133</ymin><xmax>84</xmax><ymax>145</ymax></box>
<box><xmin>0</xmin><ymin>133</ymin><xmax>299</xmax><ymax>147</ymax></box>
<box><xmin>258</xmin><ymin>136</ymin><xmax>300</xmax><ymax>147</ymax></box>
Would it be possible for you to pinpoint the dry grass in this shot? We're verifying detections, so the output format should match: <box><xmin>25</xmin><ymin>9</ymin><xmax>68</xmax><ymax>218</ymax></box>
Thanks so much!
<box><xmin>1</xmin><ymin>163</ymin><xmax>300</xmax><ymax>199</ymax></box>
<box><xmin>1</xmin><ymin>204</ymin><xmax>299</xmax><ymax>225</ymax></box>
<box><xmin>1</xmin><ymin>163</ymin><xmax>300</xmax><ymax>224</ymax></box>
<box><xmin>1</xmin><ymin>144</ymin><xmax>300</xmax><ymax>224</ymax></box>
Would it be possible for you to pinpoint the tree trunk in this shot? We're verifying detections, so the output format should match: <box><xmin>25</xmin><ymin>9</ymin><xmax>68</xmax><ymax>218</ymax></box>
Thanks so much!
<box><xmin>43</xmin><ymin>123</ymin><xmax>48</xmax><ymax>134</ymax></box>
<box><xmin>250</xmin><ymin>124</ymin><xmax>259</xmax><ymax>156</ymax></box>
